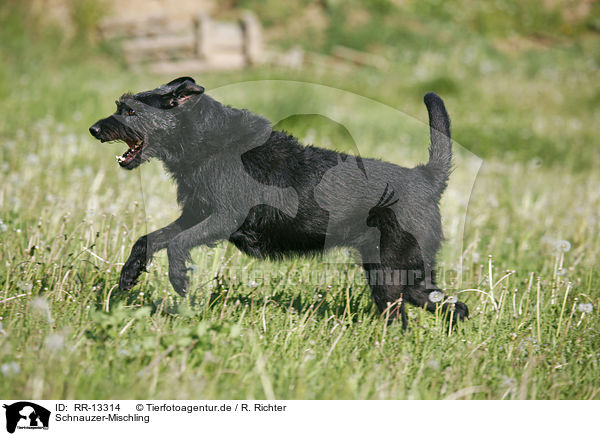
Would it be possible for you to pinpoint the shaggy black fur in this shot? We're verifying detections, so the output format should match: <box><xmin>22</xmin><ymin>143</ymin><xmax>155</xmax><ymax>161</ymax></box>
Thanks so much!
<box><xmin>89</xmin><ymin>76</ymin><xmax>468</xmax><ymax>326</ymax></box>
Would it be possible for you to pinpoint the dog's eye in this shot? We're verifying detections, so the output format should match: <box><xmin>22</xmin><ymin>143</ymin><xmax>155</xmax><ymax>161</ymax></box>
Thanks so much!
<box><xmin>127</xmin><ymin>109</ymin><xmax>136</xmax><ymax>116</ymax></box>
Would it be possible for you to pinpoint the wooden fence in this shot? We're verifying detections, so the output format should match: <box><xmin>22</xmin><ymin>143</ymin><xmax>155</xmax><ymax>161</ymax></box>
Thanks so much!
<box><xmin>99</xmin><ymin>12</ymin><xmax>263</xmax><ymax>74</ymax></box>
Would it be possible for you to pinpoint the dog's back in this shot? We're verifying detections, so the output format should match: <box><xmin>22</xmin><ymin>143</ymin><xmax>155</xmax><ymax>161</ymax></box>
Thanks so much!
<box><xmin>229</xmin><ymin>92</ymin><xmax>453</xmax><ymax>261</ymax></box>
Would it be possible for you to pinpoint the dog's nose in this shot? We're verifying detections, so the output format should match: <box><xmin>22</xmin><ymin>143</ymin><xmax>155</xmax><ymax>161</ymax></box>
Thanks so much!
<box><xmin>89</xmin><ymin>124</ymin><xmax>101</xmax><ymax>138</ymax></box>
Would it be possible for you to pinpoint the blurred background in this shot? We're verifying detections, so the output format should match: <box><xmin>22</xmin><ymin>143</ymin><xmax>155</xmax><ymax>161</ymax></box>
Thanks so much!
<box><xmin>2</xmin><ymin>0</ymin><xmax>599</xmax><ymax>167</ymax></box>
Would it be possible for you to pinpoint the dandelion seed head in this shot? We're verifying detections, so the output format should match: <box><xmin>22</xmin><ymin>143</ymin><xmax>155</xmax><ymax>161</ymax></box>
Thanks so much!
<box><xmin>26</xmin><ymin>153</ymin><xmax>40</xmax><ymax>165</ymax></box>
<box><xmin>429</xmin><ymin>291</ymin><xmax>443</xmax><ymax>303</ymax></box>
<box><xmin>577</xmin><ymin>303</ymin><xmax>593</xmax><ymax>313</ymax></box>
<box><xmin>31</xmin><ymin>296</ymin><xmax>49</xmax><ymax>313</ymax></box>
<box><xmin>427</xmin><ymin>359</ymin><xmax>440</xmax><ymax>370</ymax></box>
<box><xmin>45</xmin><ymin>333</ymin><xmax>65</xmax><ymax>352</ymax></box>
<box><xmin>554</xmin><ymin>239</ymin><xmax>571</xmax><ymax>253</ymax></box>
<box><xmin>501</xmin><ymin>376</ymin><xmax>517</xmax><ymax>388</ymax></box>
<box><xmin>446</xmin><ymin>295</ymin><xmax>458</xmax><ymax>304</ymax></box>
<box><xmin>1</xmin><ymin>362</ymin><xmax>20</xmax><ymax>377</ymax></box>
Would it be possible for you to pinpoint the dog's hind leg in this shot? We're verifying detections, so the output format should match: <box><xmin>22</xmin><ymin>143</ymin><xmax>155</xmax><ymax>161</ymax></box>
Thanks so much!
<box><xmin>362</xmin><ymin>204</ymin><xmax>468</xmax><ymax>327</ymax></box>
<box><xmin>362</xmin><ymin>263</ymin><xmax>408</xmax><ymax>329</ymax></box>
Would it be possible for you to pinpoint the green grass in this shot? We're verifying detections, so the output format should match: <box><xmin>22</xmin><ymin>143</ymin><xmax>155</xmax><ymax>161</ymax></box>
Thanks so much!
<box><xmin>0</xmin><ymin>1</ymin><xmax>599</xmax><ymax>399</ymax></box>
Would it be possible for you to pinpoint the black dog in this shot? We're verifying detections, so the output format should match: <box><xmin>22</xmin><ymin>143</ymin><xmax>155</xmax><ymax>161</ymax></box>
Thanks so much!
<box><xmin>89</xmin><ymin>77</ymin><xmax>468</xmax><ymax>327</ymax></box>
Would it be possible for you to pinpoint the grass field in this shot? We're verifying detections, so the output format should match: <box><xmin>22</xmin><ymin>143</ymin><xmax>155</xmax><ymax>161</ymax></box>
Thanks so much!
<box><xmin>0</xmin><ymin>2</ymin><xmax>599</xmax><ymax>399</ymax></box>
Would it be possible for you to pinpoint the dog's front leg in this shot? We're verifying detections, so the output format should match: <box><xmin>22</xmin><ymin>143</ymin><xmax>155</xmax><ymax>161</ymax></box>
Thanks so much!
<box><xmin>120</xmin><ymin>213</ymin><xmax>197</xmax><ymax>291</ymax></box>
<box><xmin>166</xmin><ymin>214</ymin><xmax>232</xmax><ymax>296</ymax></box>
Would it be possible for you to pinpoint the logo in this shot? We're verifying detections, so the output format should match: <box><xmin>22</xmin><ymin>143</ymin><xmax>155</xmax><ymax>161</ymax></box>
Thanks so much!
<box><xmin>2</xmin><ymin>402</ymin><xmax>50</xmax><ymax>434</ymax></box>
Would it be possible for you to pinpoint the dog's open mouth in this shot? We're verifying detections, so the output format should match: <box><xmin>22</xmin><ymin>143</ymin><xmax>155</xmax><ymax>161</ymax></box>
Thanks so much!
<box><xmin>116</xmin><ymin>139</ymin><xmax>145</xmax><ymax>167</ymax></box>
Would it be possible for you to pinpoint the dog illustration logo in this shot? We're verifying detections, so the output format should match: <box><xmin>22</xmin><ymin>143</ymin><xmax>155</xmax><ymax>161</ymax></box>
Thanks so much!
<box><xmin>3</xmin><ymin>402</ymin><xmax>50</xmax><ymax>433</ymax></box>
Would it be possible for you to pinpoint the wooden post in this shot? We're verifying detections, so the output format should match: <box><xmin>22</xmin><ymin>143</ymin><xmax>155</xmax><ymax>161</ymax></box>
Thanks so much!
<box><xmin>194</xmin><ymin>13</ymin><xmax>211</xmax><ymax>60</ymax></box>
<box><xmin>240</xmin><ymin>11</ymin><xmax>262</xmax><ymax>66</ymax></box>
<box><xmin>100</xmin><ymin>11</ymin><xmax>264</xmax><ymax>73</ymax></box>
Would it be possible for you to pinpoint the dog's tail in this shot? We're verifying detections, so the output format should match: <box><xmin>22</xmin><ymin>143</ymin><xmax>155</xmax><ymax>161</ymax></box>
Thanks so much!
<box><xmin>423</xmin><ymin>92</ymin><xmax>452</xmax><ymax>195</ymax></box>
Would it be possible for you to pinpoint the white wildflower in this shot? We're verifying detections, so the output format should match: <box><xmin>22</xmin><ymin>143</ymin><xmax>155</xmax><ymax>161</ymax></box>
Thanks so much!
<box><xmin>44</xmin><ymin>333</ymin><xmax>65</xmax><ymax>352</ymax></box>
<box><xmin>556</xmin><ymin>268</ymin><xmax>568</xmax><ymax>276</ymax></box>
<box><xmin>501</xmin><ymin>376</ymin><xmax>517</xmax><ymax>388</ymax></box>
<box><xmin>31</xmin><ymin>297</ymin><xmax>53</xmax><ymax>322</ymax></box>
<box><xmin>31</xmin><ymin>297</ymin><xmax>48</xmax><ymax>312</ymax></box>
<box><xmin>577</xmin><ymin>303</ymin><xmax>593</xmax><ymax>314</ymax></box>
<box><xmin>427</xmin><ymin>359</ymin><xmax>440</xmax><ymax>370</ymax></box>
<box><xmin>1</xmin><ymin>362</ymin><xmax>20</xmax><ymax>377</ymax></box>
<box><xmin>26</xmin><ymin>153</ymin><xmax>40</xmax><ymax>164</ymax></box>
<box><xmin>428</xmin><ymin>290</ymin><xmax>443</xmax><ymax>303</ymax></box>
<box><xmin>554</xmin><ymin>240</ymin><xmax>571</xmax><ymax>253</ymax></box>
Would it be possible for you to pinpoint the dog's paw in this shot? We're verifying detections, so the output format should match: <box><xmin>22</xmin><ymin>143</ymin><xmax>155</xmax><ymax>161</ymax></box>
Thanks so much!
<box><xmin>119</xmin><ymin>255</ymin><xmax>147</xmax><ymax>290</ymax></box>
<box><xmin>442</xmin><ymin>301</ymin><xmax>469</xmax><ymax>324</ymax></box>
<box><xmin>119</xmin><ymin>237</ymin><xmax>149</xmax><ymax>291</ymax></box>
<box><xmin>168</xmin><ymin>267</ymin><xmax>189</xmax><ymax>297</ymax></box>
<box><xmin>119</xmin><ymin>260</ymin><xmax>144</xmax><ymax>291</ymax></box>
<box><xmin>452</xmin><ymin>301</ymin><xmax>469</xmax><ymax>321</ymax></box>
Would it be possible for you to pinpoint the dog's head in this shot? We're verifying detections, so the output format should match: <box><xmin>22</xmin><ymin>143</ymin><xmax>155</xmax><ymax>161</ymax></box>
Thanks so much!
<box><xmin>89</xmin><ymin>76</ymin><xmax>272</xmax><ymax>171</ymax></box>
<box><xmin>88</xmin><ymin>77</ymin><xmax>205</xmax><ymax>170</ymax></box>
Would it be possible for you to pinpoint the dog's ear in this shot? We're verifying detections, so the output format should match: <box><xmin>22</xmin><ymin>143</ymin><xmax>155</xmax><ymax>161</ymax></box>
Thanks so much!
<box><xmin>162</xmin><ymin>77</ymin><xmax>205</xmax><ymax>108</ymax></box>
<box><xmin>166</xmin><ymin>76</ymin><xmax>197</xmax><ymax>86</ymax></box>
